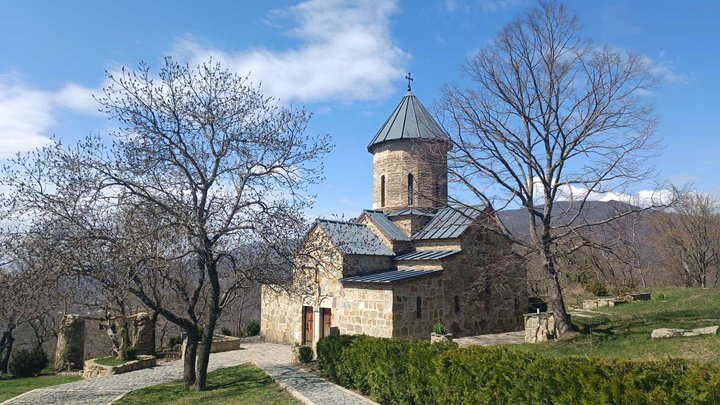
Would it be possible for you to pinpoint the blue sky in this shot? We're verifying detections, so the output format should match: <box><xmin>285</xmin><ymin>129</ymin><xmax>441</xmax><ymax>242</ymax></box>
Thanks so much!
<box><xmin>1</xmin><ymin>0</ymin><xmax>718</xmax><ymax>218</ymax></box>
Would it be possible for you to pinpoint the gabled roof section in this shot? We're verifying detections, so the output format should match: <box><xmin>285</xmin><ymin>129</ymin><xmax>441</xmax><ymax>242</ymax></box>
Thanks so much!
<box><xmin>341</xmin><ymin>269</ymin><xmax>443</xmax><ymax>284</ymax></box>
<box><xmin>362</xmin><ymin>210</ymin><xmax>410</xmax><ymax>242</ymax></box>
<box><xmin>395</xmin><ymin>250</ymin><xmax>460</xmax><ymax>261</ymax></box>
<box><xmin>316</xmin><ymin>219</ymin><xmax>394</xmax><ymax>256</ymax></box>
<box><xmin>387</xmin><ymin>208</ymin><xmax>435</xmax><ymax>218</ymax></box>
<box><xmin>367</xmin><ymin>90</ymin><xmax>450</xmax><ymax>152</ymax></box>
<box><xmin>412</xmin><ymin>206</ymin><xmax>485</xmax><ymax>240</ymax></box>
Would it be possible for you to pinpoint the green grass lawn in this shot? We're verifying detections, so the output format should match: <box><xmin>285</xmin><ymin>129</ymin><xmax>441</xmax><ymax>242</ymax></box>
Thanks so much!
<box><xmin>516</xmin><ymin>287</ymin><xmax>720</xmax><ymax>362</ymax></box>
<box><xmin>117</xmin><ymin>364</ymin><xmax>299</xmax><ymax>405</ymax></box>
<box><xmin>0</xmin><ymin>370</ymin><xmax>82</xmax><ymax>402</ymax></box>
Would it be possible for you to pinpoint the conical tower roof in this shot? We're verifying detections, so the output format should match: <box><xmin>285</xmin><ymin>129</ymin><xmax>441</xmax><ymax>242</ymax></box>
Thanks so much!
<box><xmin>367</xmin><ymin>90</ymin><xmax>450</xmax><ymax>152</ymax></box>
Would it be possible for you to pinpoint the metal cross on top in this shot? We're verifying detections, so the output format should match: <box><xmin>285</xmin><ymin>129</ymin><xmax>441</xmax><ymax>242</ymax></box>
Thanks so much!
<box><xmin>405</xmin><ymin>72</ymin><xmax>414</xmax><ymax>91</ymax></box>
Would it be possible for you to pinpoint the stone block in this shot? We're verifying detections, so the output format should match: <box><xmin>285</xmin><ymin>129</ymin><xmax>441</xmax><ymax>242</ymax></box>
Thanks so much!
<box><xmin>651</xmin><ymin>326</ymin><xmax>718</xmax><ymax>339</ymax></box>
<box><xmin>54</xmin><ymin>314</ymin><xmax>85</xmax><ymax>371</ymax></box>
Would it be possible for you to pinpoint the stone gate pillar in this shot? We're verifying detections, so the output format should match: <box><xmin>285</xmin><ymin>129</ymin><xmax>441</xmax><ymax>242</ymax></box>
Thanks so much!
<box><xmin>524</xmin><ymin>312</ymin><xmax>555</xmax><ymax>343</ymax></box>
<box><xmin>54</xmin><ymin>314</ymin><xmax>85</xmax><ymax>371</ymax></box>
<box><xmin>133</xmin><ymin>312</ymin><xmax>155</xmax><ymax>355</ymax></box>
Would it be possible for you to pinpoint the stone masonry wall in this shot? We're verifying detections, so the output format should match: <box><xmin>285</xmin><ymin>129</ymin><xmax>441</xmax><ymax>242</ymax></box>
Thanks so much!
<box><xmin>372</xmin><ymin>140</ymin><xmax>448</xmax><ymax>212</ymax></box>
<box><xmin>441</xmin><ymin>225</ymin><xmax>527</xmax><ymax>337</ymax></box>
<box><xmin>392</xmin><ymin>275</ymin><xmax>445</xmax><ymax>339</ymax></box>
<box><xmin>261</xmin><ymin>225</ymin><xmax>397</xmax><ymax>345</ymax></box>
<box><xmin>261</xmin><ymin>287</ymin><xmax>301</xmax><ymax>345</ymax></box>
<box><xmin>389</xmin><ymin>215</ymin><xmax>433</xmax><ymax>238</ymax></box>
<box><xmin>334</xmin><ymin>286</ymin><xmax>394</xmax><ymax>337</ymax></box>
<box><xmin>413</xmin><ymin>239</ymin><xmax>462</xmax><ymax>251</ymax></box>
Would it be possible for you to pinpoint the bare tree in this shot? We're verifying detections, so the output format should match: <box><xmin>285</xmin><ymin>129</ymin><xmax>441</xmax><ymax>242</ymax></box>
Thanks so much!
<box><xmin>438</xmin><ymin>2</ymin><xmax>669</xmax><ymax>336</ymax></box>
<box><xmin>3</xmin><ymin>58</ymin><xmax>330</xmax><ymax>389</ymax></box>
<box><xmin>0</xmin><ymin>233</ymin><xmax>62</xmax><ymax>374</ymax></box>
<box><xmin>654</xmin><ymin>191</ymin><xmax>720</xmax><ymax>288</ymax></box>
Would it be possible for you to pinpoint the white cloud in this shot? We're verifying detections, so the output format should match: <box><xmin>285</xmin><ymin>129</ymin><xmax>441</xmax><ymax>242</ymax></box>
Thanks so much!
<box><xmin>0</xmin><ymin>75</ymin><xmax>99</xmax><ymax>157</ymax></box>
<box><xmin>444</xmin><ymin>0</ymin><xmax>521</xmax><ymax>13</ymax></box>
<box><xmin>173</xmin><ymin>0</ymin><xmax>407</xmax><ymax>103</ymax></box>
<box><xmin>641</xmin><ymin>54</ymin><xmax>689</xmax><ymax>85</ymax></box>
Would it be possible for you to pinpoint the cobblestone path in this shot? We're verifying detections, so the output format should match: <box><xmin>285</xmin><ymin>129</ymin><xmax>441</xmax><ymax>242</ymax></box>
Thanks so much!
<box><xmin>2</xmin><ymin>340</ymin><xmax>376</xmax><ymax>405</ymax></box>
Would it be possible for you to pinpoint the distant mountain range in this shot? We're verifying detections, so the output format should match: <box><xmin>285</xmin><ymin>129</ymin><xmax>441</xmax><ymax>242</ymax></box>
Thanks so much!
<box><xmin>497</xmin><ymin>200</ymin><xmax>658</xmax><ymax>239</ymax></box>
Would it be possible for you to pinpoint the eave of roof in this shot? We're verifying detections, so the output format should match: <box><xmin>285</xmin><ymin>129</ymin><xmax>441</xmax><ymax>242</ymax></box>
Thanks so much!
<box><xmin>341</xmin><ymin>269</ymin><xmax>443</xmax><ymax>284</ymax></box>
<box><xmin>387</xmin><ymin>208</ymin><xmax>435</xmax><ymax>218</ymax></box>
<box><xmin>394</xmin><ymin>250</ymin><xmax>460</xmax><ymax>261</ymax></box>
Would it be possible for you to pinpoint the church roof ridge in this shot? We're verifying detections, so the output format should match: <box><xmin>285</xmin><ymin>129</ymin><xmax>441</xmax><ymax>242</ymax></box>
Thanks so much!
<box><xmin>367</xmin><ymin>90</ymin><xmax>450</xmax><ymax>152</ymax></box>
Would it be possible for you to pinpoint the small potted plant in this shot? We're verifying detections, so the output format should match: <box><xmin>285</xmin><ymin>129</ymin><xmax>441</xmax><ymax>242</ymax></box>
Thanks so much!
<box><xmin>431</xmin><ymin>322</ymin><xmax>453</xmax><ymax>343</ymax></box>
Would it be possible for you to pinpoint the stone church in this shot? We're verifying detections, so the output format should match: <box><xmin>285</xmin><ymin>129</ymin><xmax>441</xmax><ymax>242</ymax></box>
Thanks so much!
<box><xmin>260</xmin><ymin>84</ymin><xmax>527</xmax><ymax>347</ymax></box>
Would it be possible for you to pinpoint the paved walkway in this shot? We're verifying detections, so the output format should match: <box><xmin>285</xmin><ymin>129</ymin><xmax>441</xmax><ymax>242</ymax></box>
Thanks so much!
<box><xmin>454</xmin><ymin>330</ymin><xmax>526</xmax><ymax>347</ymax></box>
<box><xmin>2</xmin><ymin>341</ymin><xmax>376</xmax><ymax>405</ymax></box>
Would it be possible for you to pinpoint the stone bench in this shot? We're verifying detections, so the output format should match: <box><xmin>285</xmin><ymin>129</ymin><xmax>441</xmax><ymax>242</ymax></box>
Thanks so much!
<box><xmin>582</xmin><ymin>298</ymin><xmax>625</xmax><ymax>310</ymax></box>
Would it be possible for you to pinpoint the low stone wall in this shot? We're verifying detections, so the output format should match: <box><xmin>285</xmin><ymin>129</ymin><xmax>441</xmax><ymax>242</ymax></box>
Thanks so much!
<box><xmin>181</xmin><ymin>335</ymin><xmax>243</xmax><ymax>360</ymax></box>
<box><xmin>82</xmin><ymin>355</ymin><xmax>156</xmax><ymax>379</ymax></box>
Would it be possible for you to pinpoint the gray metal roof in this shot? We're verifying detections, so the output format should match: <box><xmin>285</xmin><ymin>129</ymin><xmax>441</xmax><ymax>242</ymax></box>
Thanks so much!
<box><xmin>387</xmin><ymin>208</ymin><xmax>434</xmax><ymax>218</ymax></box>
<box><xmin>341</xmin><ymin>269</ymin><xmax>443</xmax><ymax>284</ymax></box>
<box><xmin>317</xmin><ymin>219</ymin><xmax>394</xmax><ymax>256</ymax></box>
<box><xmin>367</xmin><ymin>91</ymin><xmax>450</xmax><ymax>152</ymax></box>
<box><xmin>362</xmin><ymin>210</ymin><xmax>410</xmax><ymax>241</ymax></box>
<box><xmin>394</xmin><ymin>250</ymin><xmax>460</xmax><ymax>261</ymax></box>
<box><xmin>412</xmin><ymin>206</ymin><xmax>484</xmax><ymax>240</ymax></box>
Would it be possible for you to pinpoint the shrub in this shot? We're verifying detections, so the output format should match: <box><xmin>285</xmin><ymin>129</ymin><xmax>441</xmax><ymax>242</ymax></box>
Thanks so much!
<box><xmin>433</xmin><ymin>323</ymin><xmax>446</xmax><ymax>335</ymax></box>
<box><xmin>335</xmin><ymin>336</ymin><xmax>456</xmax><ymax>404</ymax></box>
<box><xmin>124</xmin><ymin>347</ymin><xmax>137</xmax><ymax>361</ymax></box>
<box><xmin>10</xmin><ymin>345</ymin><xmax>49</xmax><ymax>377</ymax></box>
<box><xmin>168</xmin><ymin>335</ymin><xmax>183</xmax><ymax>348</ymax></box>
<box><xmin>298</xmin><ymin>345</ymin><xmax>313</xmax><ymax>363</ymax></box>
<box><xmin>317</xmin><ymin>335</ymin><xmax>357</xmax><ymax>380</ymax></box>
<box><xmin>586</xmin><ymin>280</ymin><xmax>608</xmax><ymax>296</ymax></box>
<box><xmin>245</xmin><ymin>320</ymin><xmax>261</xmax><ymax>337</ymax></box>
<box><xmin>319</xmin><ymin>336</ymin><xmax>720</xmax><ymax>405</ymax></box>
<box><xmin>432</xmin><ymin>346</ymin><xmax>535</xmax><ymax>404</ymax></box>
<box><xmin>221</xmin><ymin>327</ymin><xmax>233</xmax><ymax>336</ymax></box>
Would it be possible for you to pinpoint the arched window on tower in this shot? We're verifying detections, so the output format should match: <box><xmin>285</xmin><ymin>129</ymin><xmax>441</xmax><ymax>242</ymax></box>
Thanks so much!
<box><xmin>380</xmin><ymin>175</ymin><xmax>386</xmax><ymax>207</ymax></box>
<box><xmin>407</xmin><ymin>173</ymin><xmax>414</xmax><ymax>206</ymax></box>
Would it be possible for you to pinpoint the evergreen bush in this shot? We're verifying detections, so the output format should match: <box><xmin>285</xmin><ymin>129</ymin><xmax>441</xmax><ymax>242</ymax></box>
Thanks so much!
<box><xmin>298</xmin><ymin>345</ymin><xmax>313</xmax><ymax>363</ymax></box>
<box><xmin>316</xmin><ymin>335</ymin><xmax>720</xmax><ymax>404</ymax></box>
<box><xmin>245</xmin><ymin>320</ymin><xmax>261</xmax><ymax>337</ymax></box>
<box><xmin>9</xmin><ymin>345</ymin><xmax>49</xmax><ymax>377</ymax></box>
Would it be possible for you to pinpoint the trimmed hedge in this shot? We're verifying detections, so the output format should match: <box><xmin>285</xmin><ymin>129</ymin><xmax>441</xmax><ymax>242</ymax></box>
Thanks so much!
<box><xmin>318</xmin><ymin>335</ymin><xmax>456</xmax><ymax>404</ymax></box>
<box><xmin>317</xmin><ymin>335</ymin><xmax>720</xmax><ymax>404</ymax></box>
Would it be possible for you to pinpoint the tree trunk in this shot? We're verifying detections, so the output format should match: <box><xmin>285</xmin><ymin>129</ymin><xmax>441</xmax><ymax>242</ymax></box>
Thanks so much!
<box><xmin>547</xmin><ymin>271</ymin><xmax>574</xmax><ymax>337</ymax></box>
<box><xmin>182</xmin><ymin>328</ymin><xmax>199</xmax><ymax>390</ymax></box>
<box><xmin>0</xmin><ymin>328</ymin><xmax>15</xmax><ymax>374</ymax></box>
<box><xmin>193</xmin><ymin>315</ymin><xmax>217</xmax><ymax>391</ymax></box>
<box><xmin>192</xmin><ymin>243</ymin><xmax>221</xmax><ymax>391</ymax></box>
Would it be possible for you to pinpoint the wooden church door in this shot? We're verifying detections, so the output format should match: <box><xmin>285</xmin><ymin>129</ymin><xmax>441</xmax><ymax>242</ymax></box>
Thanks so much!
<box><xmin>302</xmin><ymin>306</ymin><xmax>313</xmax><ymax>345</ymax></box>
<box><xmin>321</xmin><ymin>308</ymin><xmax>332</xmax><ymax>338</ymax></box>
